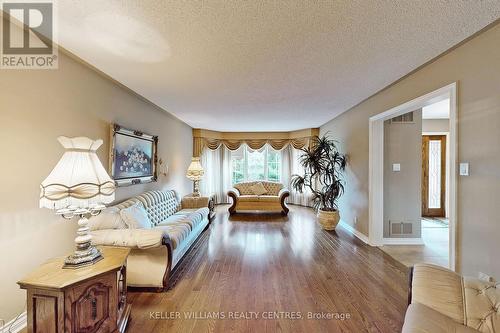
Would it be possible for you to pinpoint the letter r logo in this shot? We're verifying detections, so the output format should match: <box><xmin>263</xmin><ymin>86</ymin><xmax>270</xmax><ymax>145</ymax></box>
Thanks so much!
<box><xmin>2</xmin><ymin>2</ymin><xmax>53</xmax><ymax>54</ymax></box>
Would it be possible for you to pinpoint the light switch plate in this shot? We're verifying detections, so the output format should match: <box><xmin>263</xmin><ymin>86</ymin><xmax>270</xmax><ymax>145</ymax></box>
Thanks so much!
<box><xmin>392</xmin><ymin>163</ymin><xmax>401</xmax><ymax>172</ymax></box>
<box><xmin>459</xmin><ymin>163</ymin><xmax>469</xmax><ymax>176</ymax></box>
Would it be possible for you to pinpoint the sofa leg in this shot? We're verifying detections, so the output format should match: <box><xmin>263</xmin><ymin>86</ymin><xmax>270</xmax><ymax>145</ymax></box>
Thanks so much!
<box><xmin>161</xmin><ymin>235</ymin><xmax>173</xmax><ymax>291</ymax></box>
<box><xmin>203</xmin><ymin>222</ymin><xmax>211</xmax><ymax>231</ymax></box>
<box><xmin>408</xmin><ymin>266</ymin><xmax>414</xmax><ymax>306</ymax></box>
<box><xmin>127</xmin><ymin>286</ymin><xmax>167</xmax><ymax>293</ymax></box>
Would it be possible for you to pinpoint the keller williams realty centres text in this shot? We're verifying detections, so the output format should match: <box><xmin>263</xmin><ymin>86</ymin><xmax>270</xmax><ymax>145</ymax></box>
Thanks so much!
<box><xmin>149</xmin><ymin>311</ymin><xmax>352</xmax><ymax>321</ymax></box>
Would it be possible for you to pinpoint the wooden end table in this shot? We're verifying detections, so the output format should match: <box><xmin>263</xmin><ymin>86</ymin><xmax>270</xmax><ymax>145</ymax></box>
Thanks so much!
<box><xmin>18</xmin><ymin>246</ymin><xmax>131</xmax><ymax>333</ymax></box>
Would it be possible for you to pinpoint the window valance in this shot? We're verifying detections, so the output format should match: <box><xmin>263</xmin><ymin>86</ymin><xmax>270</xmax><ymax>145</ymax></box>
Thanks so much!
<box><xmin>193</xmin><ymin>128</ymin><xmax>319</xmax><ymax>157</ymax></box>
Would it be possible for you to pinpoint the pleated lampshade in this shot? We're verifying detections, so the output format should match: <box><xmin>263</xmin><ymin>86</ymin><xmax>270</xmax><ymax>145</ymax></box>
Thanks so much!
<box><xmin>40</xmin><ymin>136</ymin><xmax>116</xmax><ymax>210</ymax></box>
<box><xmin>186</xmin><ymin>157</ymin><xmax>204</xmax><ymax>181</ymax></box>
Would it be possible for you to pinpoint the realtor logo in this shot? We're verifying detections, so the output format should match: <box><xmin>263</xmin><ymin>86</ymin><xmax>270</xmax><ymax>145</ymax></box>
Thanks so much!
<box><xmin>1</xmin><ymin>1</ymin><xmax>58</xmax><ymax>69</ymax></box>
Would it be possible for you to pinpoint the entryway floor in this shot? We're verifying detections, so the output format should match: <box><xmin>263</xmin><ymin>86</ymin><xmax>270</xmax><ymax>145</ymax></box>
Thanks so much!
<box><xmin>380</xmin><ymin>218</ymin><xmax>449</xmax><ymax>268</ymax></box>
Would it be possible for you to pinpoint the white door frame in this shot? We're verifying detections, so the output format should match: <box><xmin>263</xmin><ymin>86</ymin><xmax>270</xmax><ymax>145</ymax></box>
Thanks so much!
<box><xmin>368</xmin><ymin>82</ymin><xmax>457</xmax><ymax>271</ymax></box>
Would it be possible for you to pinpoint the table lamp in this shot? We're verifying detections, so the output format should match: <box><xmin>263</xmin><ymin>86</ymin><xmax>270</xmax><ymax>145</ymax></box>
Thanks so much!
<box><xmin>40</xmin><ymin>136</ymin><xmax>116</xmax><ymax>268</ymax></box>
<box><xmin>186</xmin><ymin>157</ymin><xmax>204</xmax><ymax>197</ymax></box>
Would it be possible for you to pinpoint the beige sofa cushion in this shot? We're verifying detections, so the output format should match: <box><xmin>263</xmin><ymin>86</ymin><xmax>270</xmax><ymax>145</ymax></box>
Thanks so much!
<box><xmin>154</xmin><ymin>223</ymin><xmax>191</xmax><ymax>250</ymax></box>
<box><xmin>403</xmin><ymin>303</ymin><xmax>479</xmax><ymax>333</ymax></box>
<box><xmin>257</xmin><ymin>195</ymin><xmax>280</xmax><ymax>202</ymax></box>
<box><xmin>88</xmin><ymin>207</ymin><xmax>126</xmax><ymax>231</ymax></box>
<box><xmin>411</xmin><ymin>263</ymin><xmax>465</xmax><ymax>324</ymax></box>
<box><xmin>158</xmin><ymin>214</ymin><xmax>186</xmax><ymax>226</ymax></box>
<box><xmin>120</xmin><ymin>202</ymin><xmax>153</xmax><ymax>229</ymax></box>
<box><xmin>158</xmin><ymin>207</ymin><xmax>209</xmax><ymax>231</ymax></box>
<box><xmin>153</xmin><ymin>207</ymin><xmax>209</xmax><ymax>249</ymax></box>
<box><xmin>238</xmin><ymin>195</ymin><xmax>259</xmax><ymax>202</ymax></box>
<box><xmin>237</xmin><ymin>195</ymin><xmax>280</xmax><ymax>203</ymax></box>
<box><xmin>250</xmin><ymin>182</ymin><xmax>267</xmax><ymax>195</ymax></box>
<box><xmin>91</xmin><ymin>229</ymin><xmax>166</xmax><ymax>249</ymax></box>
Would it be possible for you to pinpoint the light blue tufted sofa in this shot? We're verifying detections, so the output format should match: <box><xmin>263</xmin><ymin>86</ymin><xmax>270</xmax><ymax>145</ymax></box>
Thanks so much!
<box><xmin>91</xmin><ymin>190</ymin><xmax>209</xmax><ymax>291</ymax></box>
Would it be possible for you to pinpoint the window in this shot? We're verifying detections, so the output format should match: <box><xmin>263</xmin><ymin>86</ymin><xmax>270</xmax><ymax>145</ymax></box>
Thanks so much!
<box><xmin>231</xmin><ymin>145</ymin><xmax>281</xmax><ymax>184</ymax></box>
<box><xmin>267</xmin><ymin>149</ymin><xmax>280</xmax><ymax>182</ymax></box>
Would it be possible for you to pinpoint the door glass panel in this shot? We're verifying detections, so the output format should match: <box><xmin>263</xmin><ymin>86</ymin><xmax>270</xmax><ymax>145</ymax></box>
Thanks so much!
<box><xmin>428</xmin><ymin>140</ymin><xmax>441</xmax><ymax>209</ymax></box>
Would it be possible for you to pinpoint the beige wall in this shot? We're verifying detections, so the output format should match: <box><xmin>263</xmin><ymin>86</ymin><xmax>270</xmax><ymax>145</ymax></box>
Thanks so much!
<box><xmin>0</xmin><ymin>27</ymin><xmax>193</xmax><ymax>321</ymax></box>
<box><xmin>422</xmin><ymin>119</ymin><xmax>449</xmax><ymax>132</ymax></box>
<box><xmin>320</xmin><ymin>22</ymin><xmax>500</xmax><ymax>278</ymax></box>
<box><xmin>383</xmin><ymin>111</ymin><xmax>422</xmax><ymax>238</ymax></box>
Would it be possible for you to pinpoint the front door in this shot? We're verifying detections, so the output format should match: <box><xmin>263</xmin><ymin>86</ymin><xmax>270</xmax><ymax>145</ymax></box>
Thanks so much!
<box><xmin>422</xmin><ymin>135</ymin><xmax>446</xmax><ymax>217</ymax></box>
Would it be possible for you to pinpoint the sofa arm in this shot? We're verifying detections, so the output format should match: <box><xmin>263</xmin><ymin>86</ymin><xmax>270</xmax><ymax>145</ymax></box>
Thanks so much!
<box><xmin>278</xmin><ymin>188</ymin><xmax>290</xmax><ymax>198</ymax></box>
<box><xmin>410</xmin><ymin>263</ymin><xmax>465</xmax><ymax>324</ymax></box>
<box><xmin>278</xmin><ymin>188</ymin><xmax>290</xmax><ymax>215</ymax></box>
<box><xmin>91</xmin><ymin>228</ymin><xmax>171</xmax><ymax>250</ymax></box>
<box><xmin>402</xmin><ymin>303</ymin><xmax>479</xmax><ymax>333</ymax></box>
<box><xmin>227</xmin><ymin>188</ymin><xmax>240</xmax><ymax>197</ymax></box>
<box><xmin>227</xmin><ymin>188</ymin><xmax>240</xmax><ymax>214</ymax></box>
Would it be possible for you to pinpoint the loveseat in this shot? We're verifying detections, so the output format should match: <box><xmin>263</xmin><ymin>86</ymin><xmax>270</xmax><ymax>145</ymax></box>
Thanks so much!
<box><xmin>227</xmin><ymin>181</ymin><xmax>289</xmax><ymax>215</ymax></box>
<box><xmin>403</xmin><ymin>263</ymin><xmax>500</xmax><ymax>333</ymax></box>
<box><xmin>90</xmin><ymin>190</ymin><xmax>209</xmax><ymax>291</ymax></box>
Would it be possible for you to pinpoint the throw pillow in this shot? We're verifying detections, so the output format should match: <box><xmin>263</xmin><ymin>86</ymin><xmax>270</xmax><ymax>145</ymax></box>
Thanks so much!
<box><xmin>120</xmin><ymin>202</ymin><xmax>152</xmax><ymax>229</ymax></box>
<box><xmin>88</xmin><ymin>207</ymin><xmax>126</xmax><ymax>231</ymax></box>
<box><xmin>250</xmin><ymin>182</ymin><xmax>267</xmax><ymax>195</ymax></box>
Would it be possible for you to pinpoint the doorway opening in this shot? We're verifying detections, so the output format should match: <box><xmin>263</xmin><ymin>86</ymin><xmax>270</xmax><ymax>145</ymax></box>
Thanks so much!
<box><xmin>420</xmin><ymin>98</ymin><xmax>451</xmax><ymax>267</ymax></box>
<box><xmin>369</xmin><ymin>83</ymin><xmax>457</xmax><ymax>271</ymax></box>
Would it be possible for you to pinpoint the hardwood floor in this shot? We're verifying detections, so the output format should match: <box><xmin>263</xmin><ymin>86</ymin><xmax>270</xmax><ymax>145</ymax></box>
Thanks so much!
<box><xmin>127</xmin><ymin>205</ymin><xmax>409</xmax><ymax>333</ymax></box>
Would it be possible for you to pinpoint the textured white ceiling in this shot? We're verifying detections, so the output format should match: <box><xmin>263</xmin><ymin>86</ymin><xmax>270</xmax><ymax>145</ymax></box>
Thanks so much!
<box><xmin>57</xmin><ymin>1</ymin><xmax>500</xmax><ymax>131</ymax></box>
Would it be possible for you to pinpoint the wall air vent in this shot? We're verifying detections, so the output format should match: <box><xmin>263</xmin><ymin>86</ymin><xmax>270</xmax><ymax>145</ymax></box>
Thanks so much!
<box><xmin>390</xmin><ymin>111</ymin><xmax>414</xmax><ymax>124</ymax></box>
<box><xmin>390</xmin><ymin>221</ymin><xmax>413</xmax><ymax>236</ymax></box>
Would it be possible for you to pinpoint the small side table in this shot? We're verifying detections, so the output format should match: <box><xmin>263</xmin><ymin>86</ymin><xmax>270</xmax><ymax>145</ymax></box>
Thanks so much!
<box><xmin>18</xmin><ymin>246</ymin><xmax>131</xmax><ymax>333</ymax></box>
<box><xmin>182</xmin><ymin>194</ymin><xmax>216</xmax><ymax>222</ymax></box>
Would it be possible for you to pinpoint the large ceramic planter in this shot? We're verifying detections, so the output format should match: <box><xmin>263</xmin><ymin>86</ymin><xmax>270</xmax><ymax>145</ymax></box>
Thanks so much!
<box><xmin>317</xmin><ymin>209</ymin><xmax>340</xmax><ymax>230</ymax></box>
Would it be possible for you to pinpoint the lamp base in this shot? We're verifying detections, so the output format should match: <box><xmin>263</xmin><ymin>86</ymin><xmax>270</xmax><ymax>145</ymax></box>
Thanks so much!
<box><xmin>192</xmin><ymin>179</ymin><xmax>201</xmax><ymax>197</ymax></box>
<box><xmin>58</xmin><ymin>209</ymin><xmax>106</xmax><ymax>269</ymax></box>
<box><xmin>63</xmin><ymin>246</ymin><xmax>103</xmax><ymax>269</ymax></box>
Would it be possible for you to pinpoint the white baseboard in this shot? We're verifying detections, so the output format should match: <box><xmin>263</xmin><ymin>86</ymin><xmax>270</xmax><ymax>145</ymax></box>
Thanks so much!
<box><xmin>338</xmin><ymin>220</ymin><xmax>369</xmax><ymax>244</ymax></box>
<box><xmin>1</xmin><ymin>312</ymin><xmax>26</xmax><ymax>333</ymax></box>
<box><xmin>382</xmin><ymin>237</ymin><xmax>424</xmax><ymax>245</ymax></box>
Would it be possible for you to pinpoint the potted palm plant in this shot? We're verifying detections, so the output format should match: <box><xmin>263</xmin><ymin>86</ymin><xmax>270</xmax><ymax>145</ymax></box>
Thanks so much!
<box><xmin>291</xmin><ymin>135</ymin><xmax>347</xmax><ymax>230</ymax></box>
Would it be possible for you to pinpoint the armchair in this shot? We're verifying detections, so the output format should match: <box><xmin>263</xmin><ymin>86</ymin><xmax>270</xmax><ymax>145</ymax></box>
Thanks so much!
<box><xmin>403</xmin><ymin>263</ymin><xmax>500</xmax><ymax>333</ymax></box>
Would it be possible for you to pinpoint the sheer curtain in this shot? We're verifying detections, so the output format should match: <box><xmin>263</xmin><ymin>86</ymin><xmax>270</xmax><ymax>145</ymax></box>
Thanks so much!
<box><xmin>200</xmin><ymin>146</ymin><xmax>232</xmax><ymax>204</ymax></box>
<box><xmin>281</xmin><ymin>145</ymin><xmax>313</xmax><ymax>207</ymax></box>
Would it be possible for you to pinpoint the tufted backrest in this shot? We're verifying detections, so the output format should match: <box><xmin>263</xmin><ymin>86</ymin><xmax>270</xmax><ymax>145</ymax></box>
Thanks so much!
<box><xmin>412</xmin><ymin>263</ymin><xmax>500</xmax><ymax>333</ymax></box>
<box><xmin>234</xmin><ymin>181</ymin><xmax>283</xmax><ymax>196</ymax></box>
<box><xmin>113</xmin><ymin>190</ymin><xmax>180</xmax><ymax>226</ymax></box>
<box><xmin>463</xmin><ymin>278</ymin><xmax>500</xmax><ymax>333</ymax></box>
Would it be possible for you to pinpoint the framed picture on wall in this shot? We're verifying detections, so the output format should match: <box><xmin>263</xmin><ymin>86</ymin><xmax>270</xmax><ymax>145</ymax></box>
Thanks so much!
<box><xmin>109</xmin><ymin>124</ymin><xmax>158</xmax><ymax>186</ymax></box>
